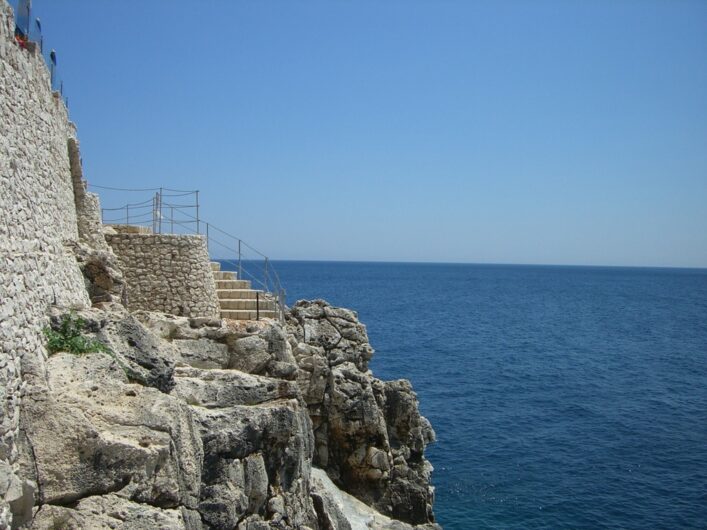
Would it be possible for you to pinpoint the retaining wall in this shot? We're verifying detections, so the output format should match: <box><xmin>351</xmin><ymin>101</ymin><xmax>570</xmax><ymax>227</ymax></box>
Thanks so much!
<box><xmin>106</xmin><ymin>233</ymin><xmax>220</xmax><ymax>318</ymax></box>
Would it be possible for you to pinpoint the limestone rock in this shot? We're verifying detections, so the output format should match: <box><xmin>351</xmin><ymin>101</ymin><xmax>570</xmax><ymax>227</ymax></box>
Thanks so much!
<box><xmin>288</xmin><ymin>300</ymin><xmax>373</xmax><ymax>372</ymax></box>
<box><xmin>48</xmin><ymin>306</ymin><xmax>179</xmax><ymax>392</ymax></box>
<box><xmin>137</xmin><ymin>311</ymin><xmax>299</xmax><ymax>380</ymax></box>
<box><xmin>29</xmin><ymin>494</ymin><xmax>202</xmax><ymax>529</ymax></box>
<box><xmin>15</xmin><ymin>289</ymin><xmax>438</xmax><ymax>529</ymax></box>
<box><xmin>66</xmin><ymin>240</ymin><xmax>127</xmax><ymax>305</ymax></box>
<box><xmin>286</xmin><ymin>300</ymin><xmax>437</xmax><ymax>526</ymax></box>
<box><xmin>173</xmin><ymin>338</ymin><xmax>231</xmax><ymax>369</ymax></box>
<box><xmin>310</xmin><ymin>468</ymin><xmax>441</xmax><ymax>530</ymax></box>
<box><xmin>172</xmin><ymin>366</ymin><xmax>299</xmax><ymax>408</ymax></box>
<box><xmin>21</xmin><ymin>352</ymin><xmax>203</xmax><ymax>510</ymax></box>
<box><xmin>193</xmin><ymin>400</ymin><xmax>318</xmax><ymax>529</ymax></box>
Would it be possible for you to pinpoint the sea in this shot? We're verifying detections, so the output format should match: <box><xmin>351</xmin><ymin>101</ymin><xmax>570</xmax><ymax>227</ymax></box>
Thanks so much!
<box><xmin>254</xmin><ymin>261</ymin><xmax>707</xmax><ymax>529</ymax></box>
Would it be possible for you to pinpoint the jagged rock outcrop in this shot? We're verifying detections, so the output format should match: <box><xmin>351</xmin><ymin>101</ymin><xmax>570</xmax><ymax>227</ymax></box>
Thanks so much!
<box><xmin>16</xmin><ymin>299</ymin><xmax>438</xmax><ymax>529</ymax></box>
<box><xmin>66</xmin><ymin>240</ymin><xmax>126</xmax><ymax>305</ymax></box>
<box><xmin>287</xmin><ymin>300</ymin><xmax>437</xmax><ymax>526</ymax></box>
<box><xmin>20</xmin><ymin>307</ymin><xmax>321</xmax><ymax>529</ymax></box>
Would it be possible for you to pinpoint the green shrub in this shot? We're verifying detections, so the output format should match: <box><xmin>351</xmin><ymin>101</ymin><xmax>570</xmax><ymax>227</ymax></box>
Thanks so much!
<box><xmin>43</xmin><ymin>312</ymin><xmax>109</xmax><ymax>355</ymax></box>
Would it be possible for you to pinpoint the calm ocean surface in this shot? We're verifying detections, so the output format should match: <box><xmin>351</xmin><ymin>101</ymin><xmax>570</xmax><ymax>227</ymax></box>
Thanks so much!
<box><xmin>267</xmin><ymin>261</ymin><xmax>707</xmax><ymax>529</ymax></box>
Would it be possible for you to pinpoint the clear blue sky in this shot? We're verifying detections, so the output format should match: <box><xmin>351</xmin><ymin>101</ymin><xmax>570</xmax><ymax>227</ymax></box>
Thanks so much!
<box><xmin>19</xmin><ymin>0</ymin><xmax>707</xmax><ymax>267</ymax></box>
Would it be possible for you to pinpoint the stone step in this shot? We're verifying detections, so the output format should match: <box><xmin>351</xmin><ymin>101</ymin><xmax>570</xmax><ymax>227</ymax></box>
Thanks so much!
<box><xmin>215</xmin><ymin>279</ymin><xmax>251</xmax><ymax>290</ymax></box>
<box><xmin>213</xmin><ymin>271</ymin><xmax>237</xmax><ymax>280</ymax></box>
<box><xmin>210</xmin><ymin>262</ymin><xmax>221</xmax><ymax>272</ymax></box>
<box><xmin>219</xmin><ymin>298</ymin><xmax>276</xmax><ymax>311</ymax></box>
<box><xmin>216</xmin><ymin>289</ymin><xmax>262</xmax><ymax>300</ymax></box>
<box><xmin>220</xmin><ymin>309</ymin><xmax>278</xmax><ymax>321</ymax></box>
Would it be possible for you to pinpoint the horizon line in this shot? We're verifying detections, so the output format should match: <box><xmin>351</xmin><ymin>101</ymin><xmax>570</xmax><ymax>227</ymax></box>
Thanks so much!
<box><xmin>209</xmin><ymin>257</ymin><xmax>707</xmax><ymax>272</ymax></box>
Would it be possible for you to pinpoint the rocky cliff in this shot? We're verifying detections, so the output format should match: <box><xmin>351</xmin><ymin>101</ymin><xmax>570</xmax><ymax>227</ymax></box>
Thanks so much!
<box><xmin>15</xmin><ymin>300</ymin><xmax>439</xmax><ymax>530</ymax></box>
<box><xmin>0</xmin><ymin>0</ymin><xmax>439</xmax><ymax>527</ymax></box>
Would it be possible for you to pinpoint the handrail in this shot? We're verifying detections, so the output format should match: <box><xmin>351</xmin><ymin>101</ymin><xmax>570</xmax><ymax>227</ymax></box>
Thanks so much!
<box><xmin>99</xmin><ymin>188</ymin><xmax>286</xmax><ymax>322</ymax></box>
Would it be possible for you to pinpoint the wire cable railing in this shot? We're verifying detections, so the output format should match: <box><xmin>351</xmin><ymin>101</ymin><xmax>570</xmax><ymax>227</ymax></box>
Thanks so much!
<box><xmin>95</xmin><ymin>186</ymin><xmax>286</xmax><ymax>322</ymax></box>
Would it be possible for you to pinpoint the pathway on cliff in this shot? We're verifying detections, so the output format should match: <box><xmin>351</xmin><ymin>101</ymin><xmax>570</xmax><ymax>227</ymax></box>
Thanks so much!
<box><xmin>211</xmin><ymin>262</ymin><xmax>277</xmax><ymax>320</ymax></box>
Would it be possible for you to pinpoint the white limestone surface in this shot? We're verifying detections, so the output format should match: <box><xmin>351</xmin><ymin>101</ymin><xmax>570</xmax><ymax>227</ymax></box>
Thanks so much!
<box><xmin>311</xmin><ymin>468</ymin><xmax>405</xmax><ymax>530</ymax></box>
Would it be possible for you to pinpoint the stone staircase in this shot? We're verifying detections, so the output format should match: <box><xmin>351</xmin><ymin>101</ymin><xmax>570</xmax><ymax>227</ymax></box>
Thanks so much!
<box><xmin>211</xmin><ymin>262</ymin><xmax>277</xmax><ymax>320</ymax></box>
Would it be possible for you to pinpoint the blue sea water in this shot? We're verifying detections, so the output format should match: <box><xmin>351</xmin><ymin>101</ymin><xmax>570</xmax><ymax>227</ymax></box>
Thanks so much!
<box><xmin>268</xmin><ymin>261</ymin><xmax>707</xmax><ymax>529</ymax></box>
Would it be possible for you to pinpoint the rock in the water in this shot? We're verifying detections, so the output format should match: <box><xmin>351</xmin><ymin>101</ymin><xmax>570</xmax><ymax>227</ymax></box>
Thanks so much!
<box><xmin>310</xmin><ymin>468</ymin><xmax>440</xmax><ymax>530</ymax></box>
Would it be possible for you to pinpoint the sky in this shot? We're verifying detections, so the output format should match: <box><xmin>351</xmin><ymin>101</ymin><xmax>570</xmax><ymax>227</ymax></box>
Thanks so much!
<box><xmin>15</xmin><ymin>0</ymin><xmax>707</xmax><ymax>267</ymax></box>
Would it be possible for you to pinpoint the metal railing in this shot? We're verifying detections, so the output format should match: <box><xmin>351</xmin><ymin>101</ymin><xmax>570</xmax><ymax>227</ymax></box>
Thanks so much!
<box><xmin>94</xmin><ymin>185</ymin><xmax>286</xmax><ymax>322</ymax></box>
<box><xmin>11</xmin><ymin>0</ymin><xmax>69</xmax><ymax>108</ymax></box>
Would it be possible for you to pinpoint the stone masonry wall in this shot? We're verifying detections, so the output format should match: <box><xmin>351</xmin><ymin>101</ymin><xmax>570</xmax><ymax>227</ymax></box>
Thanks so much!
<box><xmin>0</xmin><ymin>1</ymin><xmax>91</xmax><ymax>526</ymax></box>
<box><xmin>106</xmin><ymin>233</ymin><xmax>220</xmax><ymax>318</ymax></box>
<box><xmin>68</xmin><ymin>137</ymin><xmax>109</xmax><ymax>252</ymax></box>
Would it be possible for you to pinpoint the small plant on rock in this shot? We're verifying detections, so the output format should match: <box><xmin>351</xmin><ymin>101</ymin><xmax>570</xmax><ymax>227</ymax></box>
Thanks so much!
<box><xmin>43</xmin><ymin>312</ymin><xmax>109</xmax><ymax>355</ymax></box>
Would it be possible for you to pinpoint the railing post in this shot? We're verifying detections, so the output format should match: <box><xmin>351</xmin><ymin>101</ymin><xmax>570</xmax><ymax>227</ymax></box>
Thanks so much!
<box><xmin>195</xmin><ymin>190</ymin><xmax>200</xmax><ymax>235</ymax></box>
<box><xmin>256</xmin><ymin>291</ymin><xmax>260</xmax><ymax>321</ymax></box>
<box><xmin>280</xmin><ymin>288</ymin><xmax>286</xmax><ymax>323</ymax></box>
<box><xmin>152</xmin><ymin>193</ymin><xmax>158</xmax><ymax>233</ymax></box>
<box><xmin>238</xmin><ymin>240</ymin><xmax>242</xmax><ymax>280</ymax></box>
<box><xmin>206</xmin><ymin>223</ymin><xmax>210</xmax><ymax>254</ymax></box>
<box><xmin>158</xmin><ymin>188</ymin><xmax>163</xmax><ymax>234</ymax></box>
<box><xmin>264</xmin><ymin>257</ymin><xmax>269</xmax><ymax>291</ymax></box>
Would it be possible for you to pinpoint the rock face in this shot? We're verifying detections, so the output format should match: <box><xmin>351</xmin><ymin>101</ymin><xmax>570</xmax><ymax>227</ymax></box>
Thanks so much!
<box><xmin>287</xmin><ymin>301</ymin><xmax>437</xmax><ymax>526</ymax></box>
<box><xmin>21</xmin><ymin>353</ymin><xmax>202</xmax><ymax>514</ymax></box>
<box><xmin>14</xmin><ymin>296</ymin><xmax>438</xmax><ymax>529</ymax></box>
<box><xmin>67</xmin><ymin>240</ymin><xmax>127</xmax><ymax>305</ymax></box>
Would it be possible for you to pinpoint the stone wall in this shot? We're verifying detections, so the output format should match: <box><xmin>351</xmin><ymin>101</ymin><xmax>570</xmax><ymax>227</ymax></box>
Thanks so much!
<box><xmin>0</xmin><ymin>1</ymin><xmax>92</xmax><ymax>525</ymax></box>
<box><xmin>68</xmin><ymin>137</ymin><xmax>109</xmax><ymax>252</ymax></box>
<box><xmin>106</xmin><ymin>233</ymin><xmax>220</xmax><ymax>318</ymax></box>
